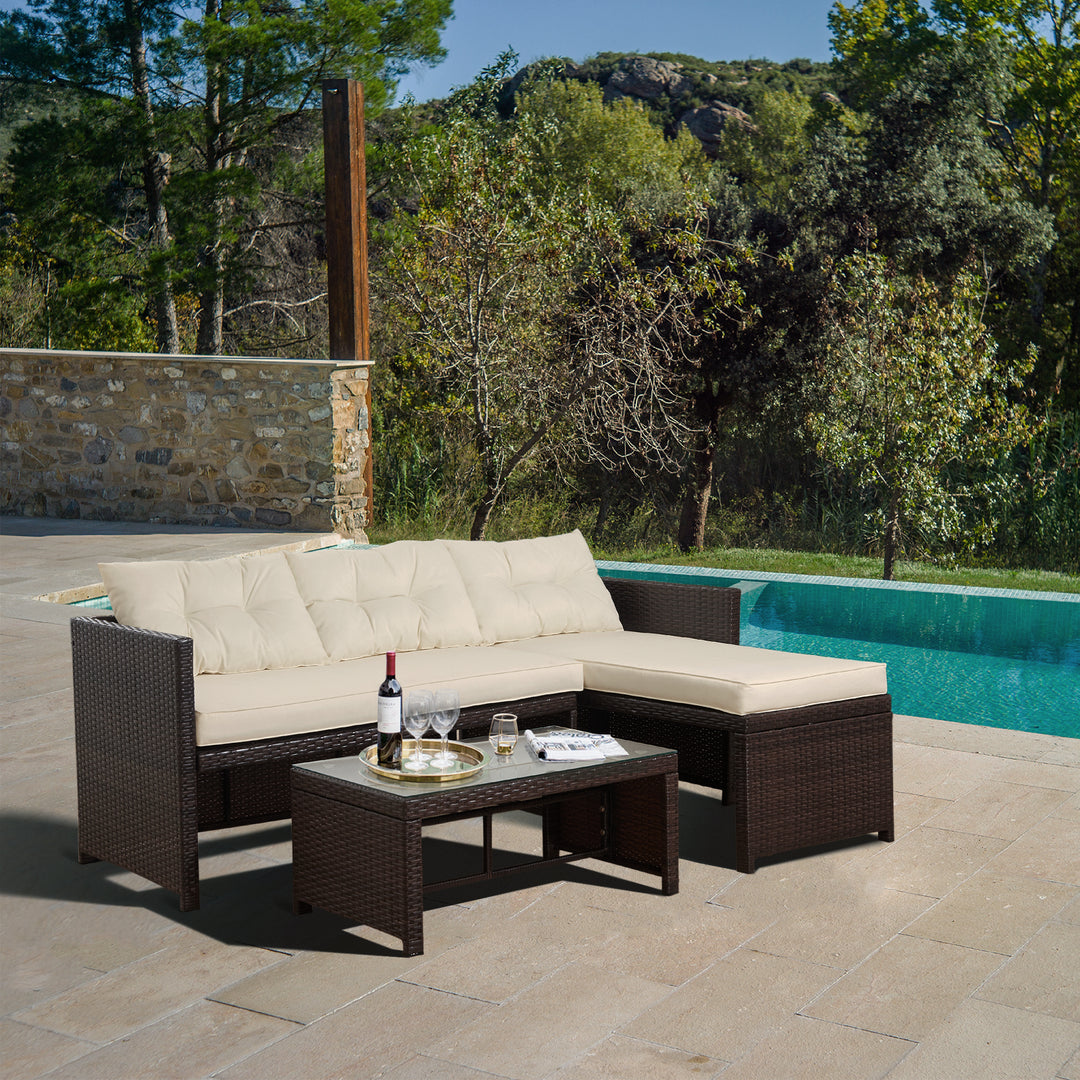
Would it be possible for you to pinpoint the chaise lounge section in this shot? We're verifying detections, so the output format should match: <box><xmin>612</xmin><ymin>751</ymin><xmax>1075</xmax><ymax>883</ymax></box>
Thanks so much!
<box><xmin>72</xmin><ymin>531</ymin><xmax>893</xmax><ymax>910</ymax></box>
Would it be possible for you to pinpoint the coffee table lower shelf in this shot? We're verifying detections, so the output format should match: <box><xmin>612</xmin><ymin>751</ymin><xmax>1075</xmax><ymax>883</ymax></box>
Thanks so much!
<box><xmin>290</xmin><ymin>738</ymin><xmax>679</xmax><ymax>956</ymax></box>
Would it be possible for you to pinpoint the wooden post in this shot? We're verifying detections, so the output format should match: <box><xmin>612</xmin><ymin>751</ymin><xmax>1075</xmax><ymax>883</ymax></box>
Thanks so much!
<box><xmin>322</xmin><ymin>78</ymin><xmax>373</xmax><ymax>526</ymax></box>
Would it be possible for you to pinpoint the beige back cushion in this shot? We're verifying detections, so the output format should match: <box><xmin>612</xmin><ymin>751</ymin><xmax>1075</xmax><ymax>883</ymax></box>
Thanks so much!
<box><xmin>285</xmin><ymin>541</ymin><xmax>483</xmax><ymax>661</ymax></box>
<box><xmin>442</xmin><ymin>530</ymin><xmax>622</xmax><ymax>644</ymax></box>
<box><xmin>99</xmin><ymin>552</ymin><xmax>329</xmax><ymax>675</ymax></box>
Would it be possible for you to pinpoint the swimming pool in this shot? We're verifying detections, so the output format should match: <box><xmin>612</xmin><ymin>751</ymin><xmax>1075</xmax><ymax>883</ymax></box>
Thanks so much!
<box><xmin>597</xmin><ymin>562</ymin><xmax>1080</xmax><ymax>739</ymax></box>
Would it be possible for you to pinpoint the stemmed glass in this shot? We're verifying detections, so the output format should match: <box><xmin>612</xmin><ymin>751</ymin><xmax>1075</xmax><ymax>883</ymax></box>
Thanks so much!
<box><xmin>429</xmin><ymin>688</ymin><xmax>460</xmax><ymax>768</ymax></box>
<box><xmin>403</xmin><ymin>690</ymin><xmax>433</xmax><ymax>771</ymax></box>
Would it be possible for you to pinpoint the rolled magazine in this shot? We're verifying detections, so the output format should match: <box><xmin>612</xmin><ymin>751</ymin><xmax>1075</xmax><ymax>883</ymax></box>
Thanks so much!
<box><xmin>524</xmin><ymin>729</ymin><xmax>629</xmax><ymax>761</ymax></box>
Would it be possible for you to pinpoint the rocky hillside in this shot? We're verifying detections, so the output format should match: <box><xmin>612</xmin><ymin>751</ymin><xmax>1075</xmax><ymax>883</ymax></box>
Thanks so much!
<box><xmin>504</xmin><ymin>51</ymin><xmax>836</xmax><ymax>155</ymax></box>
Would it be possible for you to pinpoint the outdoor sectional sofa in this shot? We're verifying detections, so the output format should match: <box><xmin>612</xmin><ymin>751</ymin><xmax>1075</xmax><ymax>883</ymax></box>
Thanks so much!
<box><xmin>72</xmin><ymin>530</ymin><xmax>894</xmax><ymax>912</ymax></box>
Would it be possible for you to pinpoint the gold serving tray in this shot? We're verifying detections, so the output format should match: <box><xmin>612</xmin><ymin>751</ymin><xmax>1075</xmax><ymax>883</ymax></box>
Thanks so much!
<box><xmin>360</xmin><ymin>739</ymin><xmax>488</xmax><ymax>783</ymax></box>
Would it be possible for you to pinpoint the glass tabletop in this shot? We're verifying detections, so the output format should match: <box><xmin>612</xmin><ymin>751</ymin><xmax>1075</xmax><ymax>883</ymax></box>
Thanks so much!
<box><xmin>294</xmin><ymin>728</ymin><xmax>674</xmax><ymax>800</ymax></box>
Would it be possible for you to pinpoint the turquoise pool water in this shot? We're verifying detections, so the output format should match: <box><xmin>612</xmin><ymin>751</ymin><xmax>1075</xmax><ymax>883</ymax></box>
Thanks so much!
<box><xmin>598</xmin><ymin>562</ymin><xmax>1080</xmax><ymax>739</ymax></box>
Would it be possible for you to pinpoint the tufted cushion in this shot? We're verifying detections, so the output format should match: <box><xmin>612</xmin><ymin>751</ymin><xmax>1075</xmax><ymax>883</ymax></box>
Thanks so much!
<box><xmin>193</xmin><ymin>643</ymin><xmax>583</xmax><ymax>745</ymax></box>
<box><xmin>442</xmin><ymin>530</ymin><xmax>622</xmax><ymax>645</ymax></box>
<box><xmin>99</xmin><ymin>552</ymin><xmax>329</xmax><ymax>675</ymax></box>
<box><xmin>285</xmin><ymin>541</ymin><xmax>483</xmax><ymax>661</ymax></box>
<box><xmin>520</xmin><ymin>630</ymin><xmax>889</xmax><ymax>715</ymax></box>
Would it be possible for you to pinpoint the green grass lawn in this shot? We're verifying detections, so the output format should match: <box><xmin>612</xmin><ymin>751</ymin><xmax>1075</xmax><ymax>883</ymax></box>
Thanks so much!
<box><xmin>590</xmin><ymin>544</ymin><xmax>1080</xmax><ymax>594</ymax></box>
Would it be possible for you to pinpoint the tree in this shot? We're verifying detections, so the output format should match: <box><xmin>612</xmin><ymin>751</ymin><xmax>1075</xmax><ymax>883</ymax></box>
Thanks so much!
<box><xmin>514</xmin><ymin>77</ymin><xmax>708</xmax><ymax>212</ymax></box>
<box><xmin>716</xmin><ymin>88</ymin><xmax>814</xmax><ymax>212</ymax></box>
<box><xmin>374</xmin><ymin>59</ymin><xmax>751</xmax><ymax>541</ymax></box>
<box><xmin>375</xmin><ymin>61</ymin><xmax>587</xmax><ymax>540</ymax></box>
<box><xmin>810</xmin><ymin>251</ymin><xmax>1038</xmax><ymax>579</ymax></box>
<box><xmin>828</xmin><ymin>0</ymin><xmax>1079</xmax><ymax>400</ymax></box>
<box><xmin>1</xmin><ymin>0</ymin><xmax>452</xmax><ymax>353</ymax></box>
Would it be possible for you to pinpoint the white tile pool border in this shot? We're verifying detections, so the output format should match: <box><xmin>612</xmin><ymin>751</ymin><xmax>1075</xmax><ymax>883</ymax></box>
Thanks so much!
<box><xmin>595</xmin><ymin>560</ymin><xmax>1080</xmax><ymax>604</ymax></box>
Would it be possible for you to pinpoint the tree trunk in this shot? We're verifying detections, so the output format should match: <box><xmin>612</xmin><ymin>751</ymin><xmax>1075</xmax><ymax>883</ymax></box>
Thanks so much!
<box><xmin>196</xmin><ymin>250</ymin><xmax>224</xmax><ymax>355</ymax></box>
<box><xmin>123</xmin><ymin>0</ymin><xmax>178</xmax><ymax>353</ymax></box>
<box><xmin>196</xmin><ymin>0</ymin><xmax>226</xmax><ymax>355</ymax></box>
<box><xmin>470</xmin><ymin>486</ymin><xmax>498</xmax><ymax>541</ymax></box>
<box><xmin>882</xmin><ymin>485</ymin><xmax>900</xmax><ymax>581</ymax></box>
<box><xmin>677</xmin><ymin>440</ymin><xmax>715</xmax><ymax>552</ymax></box>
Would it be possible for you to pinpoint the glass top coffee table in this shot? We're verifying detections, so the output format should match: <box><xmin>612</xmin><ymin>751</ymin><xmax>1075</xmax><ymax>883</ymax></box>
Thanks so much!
<box><xmin>291</xmin><ymin>732</ymin><xmax>679</xmax><ymax>956</ymax></box>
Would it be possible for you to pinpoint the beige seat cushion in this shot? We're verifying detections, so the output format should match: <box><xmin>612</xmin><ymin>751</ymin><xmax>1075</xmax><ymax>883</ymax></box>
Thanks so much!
<box><xmin>193</xmin><ymin>644</ymin><xmax>584</xmax><ymax>746</ymax></box>
<box><xmin>442</xmin><ymin>531</ymin><xmax>622</xmax><ymax>645</ymax></box>
<box><xmin>520</xmin><ymin>631</ymin><xmax>888</xmax><ymax>716</ymax></box>
<box><xmin>99</xmin><ymin>552</ymin><xmax>328</xmax><ymax>675</ymax></box>
<box><xmin>286</xmin><ymin>541</ymin><xmax>482</xmax><ymax>661</ymax></box>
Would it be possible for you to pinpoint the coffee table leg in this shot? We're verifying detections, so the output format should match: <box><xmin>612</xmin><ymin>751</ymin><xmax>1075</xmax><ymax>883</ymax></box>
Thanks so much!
<box><xmin>292</xmin><ymin>788</ymin><xmax>425</xmax><ymax>955</ymax></box>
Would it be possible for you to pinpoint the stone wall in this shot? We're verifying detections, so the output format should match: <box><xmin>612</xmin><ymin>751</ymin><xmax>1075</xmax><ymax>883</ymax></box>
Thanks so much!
<box><xmin>0</xmin><ymin>349</ymin><xmax>372</xmax><ymax>537</ymax></box>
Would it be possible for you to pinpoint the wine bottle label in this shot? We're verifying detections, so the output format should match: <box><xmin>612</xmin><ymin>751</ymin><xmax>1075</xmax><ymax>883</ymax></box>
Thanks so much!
<box><xmin>377</xmin><ymin>695</ymin><xmax>401</xmax><ymax>733</ymax></box>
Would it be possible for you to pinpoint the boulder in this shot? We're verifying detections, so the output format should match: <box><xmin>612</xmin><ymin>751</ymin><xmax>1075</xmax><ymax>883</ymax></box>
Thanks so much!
<box><xmin>678</xmin><ymin>102</ymin><xmax>755</xmax><ymax>156</ymax></box>
<box><xmin>604</xmin><ymin>56</ymin><xmax>692</xmax><ymax>102</ymax></box>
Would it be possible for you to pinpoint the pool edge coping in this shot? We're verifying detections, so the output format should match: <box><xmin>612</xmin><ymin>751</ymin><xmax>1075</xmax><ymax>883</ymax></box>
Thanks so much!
<box><xmin>595</xmin><ymin>560</ymin><xmax>1080</xmax><ymax>603</ymax></box>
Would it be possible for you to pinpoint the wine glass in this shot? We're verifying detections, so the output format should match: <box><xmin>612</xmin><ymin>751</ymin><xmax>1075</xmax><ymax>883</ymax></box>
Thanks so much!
<box><xmin>488</xmin><ymin>712</ymin><xmax>518</xmax><ymax>756</ymax></box>
<box><xmin>403</xmin><ymin>690</ymin><xmax>433</xmax><ymax>771</ymax></box>
<box><xmin>429</xmin><ymin>688</ymin><xmax>460</xmax><ymax>768</ymax></box>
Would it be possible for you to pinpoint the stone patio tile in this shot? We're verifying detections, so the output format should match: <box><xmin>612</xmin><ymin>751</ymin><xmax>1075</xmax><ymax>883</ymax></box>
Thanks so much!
<box><xmin>892</xmin><ymin>742</ymin><xmax>1004</xmax><ymax>800</ymax></box>
<box><xmin>0</xmin><ymin>715</ymin><xmax>73</xmax><ymax>757</ymax></box>
<box><xmin>548</xmin><ymin>1034</ymin><xmax>724</xmax><ymax>1078</ymax></box>
<box><xmin>985</xmin><ymin>816</ymin><xmax>1080</xmax><ymax>885</ymax></box>
<box><xmin>215</xmin><ymin>978</ymin><xmax>491</xmax><ymax>1080</ymax></box>
<box><xmin>401</xmin><ymin>906</ymin><xmax>593</xmax><ymax>1003</ymax></box>
<box><xmin>0</xmin><ymin>894</ymin><xmax>184</xmax><ymax>1013</ymax></box>
<box><xmin>1055</xmin><ymin>792</ymin><xmax>1080</xmax><ymax>822</ymax></box>
<box><xmin>1061</xmin><ymin>1046</ymin><xmax>1080</xmax><ymax>1080</ymax></box>
<box><xmin>622</xmin><ymin>948</ymin><xmax>836</xmax><ymax>1061</ymax></box>
<box><xmin>0</xmin><ymin>742</ymin><xmax>73</xmax><ymax>785</ymax></box>
<box><xmin>904</xmin><ymin>870</ymin><xmax>1077</xmax><ymax>954</ymax></box>
<box><xmin>212</xmin><ymin>947</ymin><xmax>442</xmax><ymax>1024</ymax></box>
<box><xmin>858</xmin><ymin>826</ymin><xmax>1008</xmax><ymax>898</ymax></box>
<box><xmin>804</xmin><ymin>934</ymin><xmax>1003</xmax><ymax>1040</ymax></box>
<box><xmin>884</xmin><ymin>999</ymin><xmax>1080</xmax><ymax>1080</ymax></box>
<box><xmin>977</xmin><ymin>921</ymin><xmax>1080</xmax><ymax>1022</ymax></box>
<box><xmin>926</xmin><ymin>780</ymin><xmax>1074</xmax><ymax>840</ymax></box>
<box><xmin>1041</xmin><ymin>742</ymin><xmax>1080</xmax><ymax>769</ymax></box>
<box><xmin>0</xmin><ymin>1017</ymin><xmax>93</xmax><ymax>1080</ymax></box>
<box><xmin>894</xmin><ymin>715</ymin><xmax>1068</xmax><ymax>761</ymax></box>
<box><xmin>0</xmin><ymin>685</ymin><xmax>72</xmax><ymax>727</ymax></box>
<box><xmin>994</xmin><ymin>756</ymin><xmax>1080</xmax><ymax>792</ymax></box>
<box><xmin>730</xmin><ymin>880</ymin><xmax>931</xmax><ymax>969</ymax></box>
<box><xmin>892</xmin><ymin>791</ymin><xmax>954</xmax><ymax>835</ymax></box>
<box><xmin>10</xmin><ymin>937</ymin><xmax>284</xmax><ymax>1043</ymax></box>
<box><xmin>425</xmin><ymin>961</ymin><xmax>671</xmax><ymax>1080</ymax></box>
<box><xmin>378</xmin><ymin>1056</ymin><xmax>515</xmax><ymax>1079</ymax></box>
<box><xmin>36</xmin><ymin>999</ymin><xmax>297</xmax><ymax>1080</ymax></box>
<box><xmin>716</xmin><ymin>1015</ymin><xmax>912</xmax><ymax>1080</ymax></box>
<box><xmin>1060</xmin><ymin>894</ymin><xmax>1080</xmax><ymax>926</ymax></box>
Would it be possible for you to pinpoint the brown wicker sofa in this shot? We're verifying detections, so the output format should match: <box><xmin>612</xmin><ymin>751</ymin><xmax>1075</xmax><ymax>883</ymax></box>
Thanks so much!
<box><xmin>72</xmin><ymin>531</ymin><xmax>893</xmax><ymax>911</ymax></box>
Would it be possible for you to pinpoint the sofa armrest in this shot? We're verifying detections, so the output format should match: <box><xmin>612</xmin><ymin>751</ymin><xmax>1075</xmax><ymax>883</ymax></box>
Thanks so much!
<box><xmin>71</xmin><ymin>614</ymin><xmax>201</xmax><ymax>908</ymax></box>
<box><xmin>601</xmin><ymin>577</ymin><xmax>740</xmax><ymax>644</ymax></box>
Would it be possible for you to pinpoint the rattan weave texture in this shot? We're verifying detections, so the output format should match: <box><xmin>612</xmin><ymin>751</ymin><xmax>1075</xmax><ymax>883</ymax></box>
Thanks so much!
<box><xmin>72</xmin><ymin>575</ymin><xmax>893</xmax><ymax>906</ymax></box>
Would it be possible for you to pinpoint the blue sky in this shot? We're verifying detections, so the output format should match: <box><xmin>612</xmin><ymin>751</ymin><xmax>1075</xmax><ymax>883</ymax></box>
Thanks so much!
<box><xmin>395</xmin><ymin>0</ymin><xmax>840</xmax><ymax>103</ymax></box>
<box><xmin>0</xmin><ymin>0</ymin><xmax>841</xmax><ymax>102</ymax></box>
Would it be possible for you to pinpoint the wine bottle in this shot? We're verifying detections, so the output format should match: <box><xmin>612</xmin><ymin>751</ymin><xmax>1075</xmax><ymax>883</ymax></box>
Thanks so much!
<box><xmin>376</xmin><ymin>651</ymin><xmax>402</xmax><ymax>768</ymax></box>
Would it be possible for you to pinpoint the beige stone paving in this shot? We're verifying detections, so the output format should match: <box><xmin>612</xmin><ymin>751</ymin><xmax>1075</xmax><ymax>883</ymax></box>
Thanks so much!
<box><xmin>2</xmin><ymin>518</ymin><xmax>1079</xmax><ymax>1080</ymax></box>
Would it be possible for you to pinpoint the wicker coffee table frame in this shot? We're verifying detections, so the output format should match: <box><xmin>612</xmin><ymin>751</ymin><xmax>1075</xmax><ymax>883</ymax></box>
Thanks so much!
<box><xmin>291</xmin><ymin>740</ymin><xmax>679</xmax><ymax>955</ymax></box>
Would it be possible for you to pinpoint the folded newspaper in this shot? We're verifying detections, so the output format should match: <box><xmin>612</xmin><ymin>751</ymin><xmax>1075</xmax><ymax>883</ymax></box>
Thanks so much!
<box><xmin>524</xmin><ymin>729</ymin><xmax>629</xmax><ymax>761</ymax></box>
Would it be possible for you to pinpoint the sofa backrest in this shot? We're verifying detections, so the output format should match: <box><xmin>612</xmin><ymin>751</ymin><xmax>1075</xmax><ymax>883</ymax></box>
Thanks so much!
<box><xmin>285</xmin><ymin>540</ymin><xmax>482</xmax><ymax>661</ymax></box>
<box><xmin>98</xmin><ymin>552</ymin><xmax>329</xmax><ymax>675</ymax></box>
<box><xmin>441</xmin><ymin>530</ymin><xmax>622</xmax><ymax>645</ymax></box>
<box><xmin>100</xmin><ymin>530</ymin><xmax>621</xmax><ymax>673</ymax></box>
